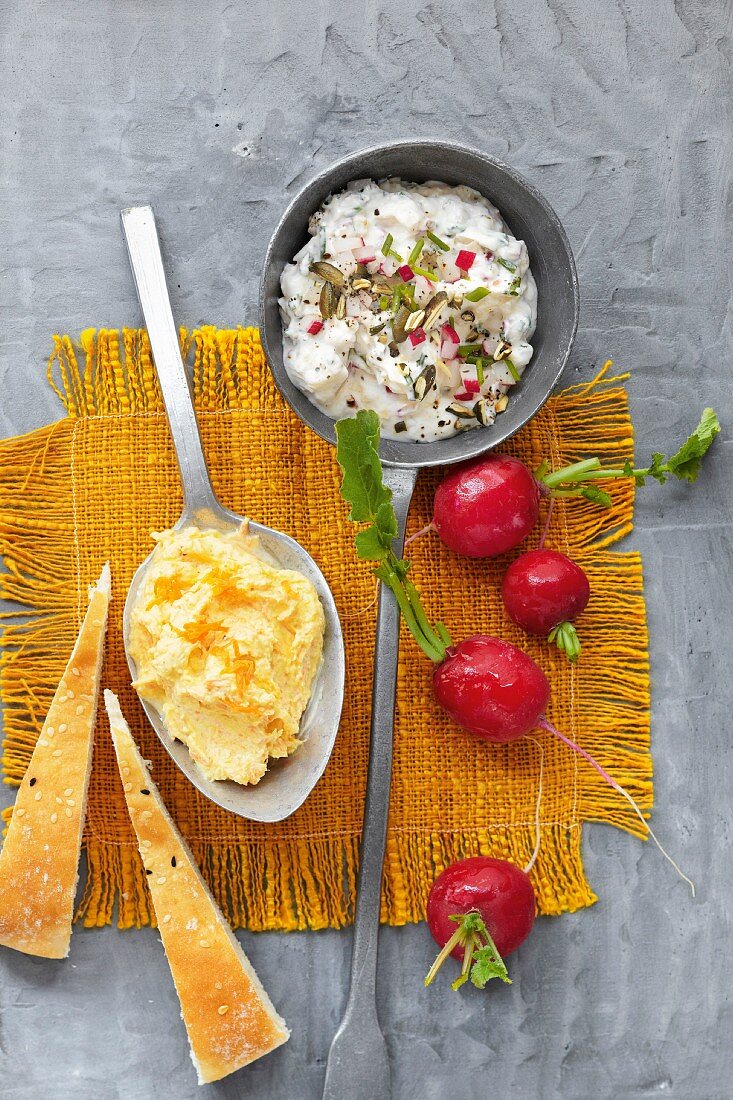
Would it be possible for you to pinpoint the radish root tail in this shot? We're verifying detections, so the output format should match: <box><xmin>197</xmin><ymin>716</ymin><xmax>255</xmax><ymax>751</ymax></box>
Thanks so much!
<box><xmin>538</xmin><ymin>718</ymin><xmax>696</xmax><ymax>897</ymax></box>
<box><xmin>524</xmin><ymin>736</ymin><xmax>544</xmax><ymax>875</ymax></box>
<box><xmin>405</xmin><ymin>522</ymin><xmax>434</xmax><ymax>548</ymax></box>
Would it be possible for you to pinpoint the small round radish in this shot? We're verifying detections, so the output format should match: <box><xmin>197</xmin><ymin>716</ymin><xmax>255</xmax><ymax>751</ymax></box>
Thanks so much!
<box><xmin>503</xmin><ymin>549</ymin><xmax>590</xmax><ymax>661</ymax></box>
<box><xmin>433</xmin><ymin>636</ymin><xmax>549</xmax><ymax>740</ymax></box>
<box><xmin>427</xmin><ymin>857</ymin><xmax>536</xmax><ymax>960</ymax></box>
<box><xmin>432</xmin><ymin>455</ymin><xmax>540</xmax><ymax>558</ymax></box>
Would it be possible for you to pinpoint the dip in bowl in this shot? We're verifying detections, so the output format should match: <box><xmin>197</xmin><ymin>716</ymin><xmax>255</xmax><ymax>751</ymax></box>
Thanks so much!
<box><xmin>261</xmin><ymin>140</ymin><xmax>578</xmax><ymax>468</ymax></box>
<box><xmin>279</xmin><ymin>178</ymin><xmax>538</xmax><ymax>442</ymax></box>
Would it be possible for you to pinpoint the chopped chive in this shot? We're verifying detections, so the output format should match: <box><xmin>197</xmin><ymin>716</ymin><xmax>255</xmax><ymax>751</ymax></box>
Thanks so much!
<box><xmin>457</xmin><ymin>343</ymin><xmax>483</xmax><ymax>357</ymax></box>
<box><xmin>389</xmin><ymin>248</ymin><xmax>404</xmax><ymax>262</ymax></box>
<box><xmin>465</xmin><ymin>354</ymin><xmax>479</xmax><ymax>364</ymax></box>
<box><xmin>408</xmin><ymin>238</ymin><xmax>425</xmax><ymax>266</ymax></box>
<box><xmin>506</xmin><ymin>358</ymin><xmax>520</xmax><ymax>382</ymax></box>
<box><xmin>507</xmin><ymin>275</ymin><xmax>521</xmax><ymax>296</ymax></box>
<box><xmin>476</xmin><ymin>357</ymin><xmax>485</xmax><ymax>384</ymax></box>
<box><xmin>412</xmin><ymin>265</ymin><xmax>438</xmax><ymax>282</ymax></box>
<box><xmin>427</xmin><ymin>230</ymin><xmax>450</xmax><ymax>252</ymax></box>
<box><xmin>379</xmin><ymin>294</ymin><xmax>389</xmax><ymax>310</ymax></box>
<box><xmin>464</xmin><ymin>286</ymin><xmax>490</xmax><ymax>303</ymax></box>
<box><xmin>391</xmin><ymin>287</ymin><xmax>401</xmax><ymax>312</ymax></box>
<box><xmin>495</xmin><ymin>256</ymin><xmax>517</xmax><ymax>273</ymax></box>
<box><xmin>381</xmin><ymin>233</ymin><xmax>394</xmax><ymax>257</ymax></box>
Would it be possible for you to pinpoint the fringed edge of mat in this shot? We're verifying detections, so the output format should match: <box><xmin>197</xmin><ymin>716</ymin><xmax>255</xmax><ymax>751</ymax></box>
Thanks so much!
<box><xmin>47</xmin><ymin>326</ymin><xmax>272</xmax><ymax>417</ymax></box>
<box><xmin>75</xmin><ymin>821</ymin><xmax>595</xmax><ymax>933</ymax></box>
<box><xmin>0</xmin><ymin>420</ymin><xmax>78</xmax><ymax>788</ymax></box>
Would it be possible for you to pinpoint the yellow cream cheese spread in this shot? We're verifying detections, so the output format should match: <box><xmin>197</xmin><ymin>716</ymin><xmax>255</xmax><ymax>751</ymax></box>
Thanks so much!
<box><xmin>128</xmin><ymin>525</ymin><xmax>325</xmax><ymax>786</ymax></box>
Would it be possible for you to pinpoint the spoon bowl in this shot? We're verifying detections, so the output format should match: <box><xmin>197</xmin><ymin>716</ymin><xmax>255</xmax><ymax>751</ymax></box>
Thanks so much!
<box><xmin>121</xmin><ymin>205</ymin><xmax>345</xmax><ymax>824</ymax></box>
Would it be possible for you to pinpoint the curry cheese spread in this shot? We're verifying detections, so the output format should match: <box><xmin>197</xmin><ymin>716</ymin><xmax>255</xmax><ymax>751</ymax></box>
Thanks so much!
<box><xmin>129</xmin><ymin>525</ymin><xmax>325</xmax><ymax>786</ymax></box>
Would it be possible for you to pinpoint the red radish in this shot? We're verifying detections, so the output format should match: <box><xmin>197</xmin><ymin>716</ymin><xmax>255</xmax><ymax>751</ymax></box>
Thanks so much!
<box><xmin>434</xmin><ymin>636</ymin><xmax>549</xmax><ymax>740</ymax></box>
<box><xmin>424</xmin><ymin>857</ymin><xmax>535</xmax><ymax>990</ymax></box>
<box><xmin>455</xmin><ymin>249</ymin><xmax>476</xmax><ymax>271</ymax></box>
<box><xmin>453</xmin><ymin>391</ymin><xmax>475</xmax><ymax>402</ymax></box>
<box><xmin>431</xmin><ymin>455</ymin><xmax>540</xmax><ymax>558</ymax></box>
<box><xmin>306</xmin><ymin>319</ymin><xmax>324</xmax><ymax>335</ymax></box>
<box><xmin>353</xmin><ymin>246</ymin><xmax>376</xmax><ymax>263</ymax></box>
<box><xmin>441</xmin><ymin>322</ymin><xmax>459</xmax><ymax>344</ymax></box>
<box><xmin>397</xmin><ymin>264</ymin><xmax>415</xmax><ymax>282</ymax></box>
<box><xmin>503</xmin><ymin>549</ymin><xmax>590</xmax><ymax>661</ymax></box>
<box><xmin>408</xmin><ymin>328</ymin><xmax>426</xmax><ymax>348</ymax></box>
<box><xmin>428</xmin><ymin>857</ymin><xmax>535</xmax><ymax>959</ymax></box>
<box><xmin>463</xmin><ymin>378</ymin><xmax>481</xmax><ymax>394</ymax></box>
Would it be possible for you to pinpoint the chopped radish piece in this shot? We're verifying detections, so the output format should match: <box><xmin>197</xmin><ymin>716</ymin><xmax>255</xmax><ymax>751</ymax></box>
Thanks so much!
<box><xmin>455</xmin><ymin>250</ymin><xmax>476</xmax><ymax>271</ymax></box>
<box><xmin>397</xmin><ymin>264</ymin><xmax>415</xmax><ymax>282</ymax></box>
<box><xmin>441</xmin><ymin>341</ymin><xmax>458</xmax><ymax>361</ymax></box>
<box><xmin>307</xmin><ymin>320</ymin><xmax>324</xmax><ymax>335</ymax></box>
<box><xmin>408</xmin><ymin>328</ymin><xmax>426</xmax><ymax>347</ymax></box>
<box><xmin>353</xmin><ymin>246</ymin><xmax>376</xmax><ymax>263</ymax></box>
<box><xmin>453</xmin><ymin>391</ymin><xmax>474</xmax><ymax>402</ymax></box>
<box><xmin>441</xmin><ymin>323</ymin><xmax>460</xmax><ymax>344</ymax></box>
<box><xmin>464</xmin><ymin>379</ymin><xmax>481</xmax><ymax>393</ymax></box>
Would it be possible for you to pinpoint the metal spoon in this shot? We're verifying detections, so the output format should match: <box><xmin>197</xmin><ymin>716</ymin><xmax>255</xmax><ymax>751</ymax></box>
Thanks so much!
<box><xmin>259</xmin><ymin>139</ymin><xmax>579</xmax><ymax>1099</ymax></box>
<box><xmin>120</xmin><ymin>205</ymin><xmax>345</xmax><ymax>823</ymax></box>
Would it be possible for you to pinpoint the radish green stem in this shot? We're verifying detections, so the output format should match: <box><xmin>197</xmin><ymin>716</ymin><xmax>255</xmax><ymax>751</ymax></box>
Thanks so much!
<box><xmin>424</xmin><ymin>910</ymin><xmax>511</xmax><ymax>991</ymax></box>
<box><xmin>538</xmin><ymin>718</ymin><xmax>696</xmax><ymax>896</ymax></box>
<box><xmin>537</xmin><ymin>407</ymin><xmax>719</xmax><ymax>500</ymax></box>
<box><xmin>335</xmin><ymin>411</ymin><xmax>450</xmax><ymax>664</ymax></box>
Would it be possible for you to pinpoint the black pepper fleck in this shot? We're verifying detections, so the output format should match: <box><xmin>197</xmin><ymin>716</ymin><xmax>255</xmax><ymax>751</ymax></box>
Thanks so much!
<box><xmin>171</xmin><ymin>856</ymin><xmax>177</xmax><ymax>867</ymax></box>
<box><xmin>29</xmin><ymin>777</ymin><xmax>36</xmax><ymax>787</ymax></box>
<box><xmin>145</xmin><ymin>869</ymin><xmax>152</xmax><ymax>876</ymax></box>
<box><xmin>140</xmin><ymin>789</ymin><xmax>150</xmax><ymax>795</ymax></box>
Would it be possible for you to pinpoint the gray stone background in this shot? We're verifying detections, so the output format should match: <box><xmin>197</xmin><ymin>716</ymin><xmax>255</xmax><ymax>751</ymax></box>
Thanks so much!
<box><xmin>1</xmin><ymin>1</ymin><xmax>732</xmax><ymax>1097</ymax></box>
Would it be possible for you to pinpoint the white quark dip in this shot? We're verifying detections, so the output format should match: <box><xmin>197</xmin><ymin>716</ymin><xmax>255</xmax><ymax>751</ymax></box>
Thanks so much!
<box><xmin>279</xmin><ymin>178</ymin><xmax>537</xmax><ymax>442</ymax></box>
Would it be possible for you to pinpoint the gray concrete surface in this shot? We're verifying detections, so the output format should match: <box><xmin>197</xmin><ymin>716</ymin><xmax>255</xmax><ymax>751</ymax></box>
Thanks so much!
<box><xmin>1</xmin><ymin>1</ymin><xmax>732</xmax><ymax>1097</ymax></box>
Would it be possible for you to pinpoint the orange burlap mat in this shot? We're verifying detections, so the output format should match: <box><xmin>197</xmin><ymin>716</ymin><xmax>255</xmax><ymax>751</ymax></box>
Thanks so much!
<box><xmin>0</xmin><ymin>328</ymin><xmax>651</xmax><ymax>931</ymax></box>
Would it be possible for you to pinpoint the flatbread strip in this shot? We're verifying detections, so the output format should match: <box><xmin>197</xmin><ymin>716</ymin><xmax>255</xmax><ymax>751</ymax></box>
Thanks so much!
<box><xmin>0</xmin><ymin>563</ymin><xmax>111</xmax><ymax>959</ymax></box>
<box><xmin>104</xmin><ymin>691</ymin><xmax>289</xmax><ymax>1085</ymax></box>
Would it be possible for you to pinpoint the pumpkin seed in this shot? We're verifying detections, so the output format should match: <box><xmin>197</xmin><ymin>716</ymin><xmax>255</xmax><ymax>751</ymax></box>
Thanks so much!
<box><xmin>423</xmin><ymin>291</ymin><xmax>449</xmax><ymax>329</ymax></box>
<box><xmin>335</xmin><ymin>293</ymin><xmax>347</xmax><ymax>320</ymax></box>
<box><xmin>495</xmin><ymin>394</ymin><xmax>509</xmax><ymax>413</ymax></box>
<box><xmin>391</xmin><ymin>304</ymin><xmax>411</xmax><ymax>343</ymax></box>
<box><xmin>351</xmin><ymin>277</ymin><xmax>372</xmax><ymax>291</ymax></box>
<box><xmin>460</xmin><ymin>310</ymin><xmax>476</xmax><ymax>323</ymax></box>
<box><xmin>404</xmin><ymin>309</ymin><xmax>426</xmax><ymax>333</ymax></box>
<box><xmin>472</xmin><ymin>399</ymin><xmax>495</xmax><ymax>426</ymax></box>
<box><xmin>447</xmin><ymin>402</ymin><xmax>475</xmax><ymax>419</ymax></box>
<box><xmin>413</xmin><ymin>363</ymin><xmax>436</xmax><ymax>401</ymax></box>
<box><xmin>310</xmin><ymin>261</ymin><xmax>346</xmax><ymax>288</ymax></box>
<box><xmin>319</xmin><ymin>282</ymin><xmax>336</xmax><ymax>319</ymax></box>
<box><xmin>493</xmin><ymin>340</ymin><xmax>513</xmax><ymax>362</ymax></box>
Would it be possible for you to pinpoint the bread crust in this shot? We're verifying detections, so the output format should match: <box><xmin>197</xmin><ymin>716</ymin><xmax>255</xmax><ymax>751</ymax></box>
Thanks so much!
<box><xmin>0</xmin><ymin>564</ymin><xmax>111</xmax><ymax>959</ymax></box>
<box><xmin>105</xmin><ymin>691</ymin><xmax>289</xmax><ymax>1085</ymax></box>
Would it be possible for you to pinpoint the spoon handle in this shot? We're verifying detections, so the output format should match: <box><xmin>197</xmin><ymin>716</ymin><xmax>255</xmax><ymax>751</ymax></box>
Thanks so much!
<box><xmin>323</xmin><ymin>465</ymin><xmax>418</xmax><ymax>1100</ymax></box>
<box><xmin>121</xmin><ymin>205</ymin><xmax>219</xmax><ymax>522</ymax></box>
